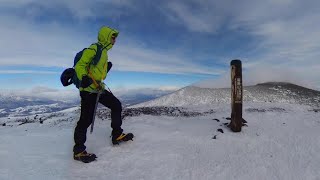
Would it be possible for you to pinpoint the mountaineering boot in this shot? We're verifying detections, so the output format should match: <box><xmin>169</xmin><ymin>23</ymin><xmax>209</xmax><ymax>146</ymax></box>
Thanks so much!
<box><xmin>112</xmin><ymin>133</ymin><xmax>134</xmax><ymax>145</ymax></box>
<box><xmin>73</xmin><ymin>151</ymin><xmax>97</xmax><ymax>163</ymax></box>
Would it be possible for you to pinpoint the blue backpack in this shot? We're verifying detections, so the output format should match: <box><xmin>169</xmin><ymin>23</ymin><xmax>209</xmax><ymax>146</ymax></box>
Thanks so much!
<box><xmin>60</xmin><ymin>43</ymin><xmax>103</xmax><ymax>88</ymax></box>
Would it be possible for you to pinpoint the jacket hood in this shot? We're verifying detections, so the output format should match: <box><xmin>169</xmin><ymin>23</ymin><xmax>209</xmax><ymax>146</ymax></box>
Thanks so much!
<box><xmin>97</xmin><ymin>26</ymin><xmax>119</xmax><ymax>50</ymax></box>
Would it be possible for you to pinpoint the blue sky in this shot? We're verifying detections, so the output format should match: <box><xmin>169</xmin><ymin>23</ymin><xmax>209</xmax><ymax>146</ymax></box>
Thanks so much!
<box><xmin>0</xmin><ymin>0</ymin><xmax>320</xmax><ymax>96</ymax></box>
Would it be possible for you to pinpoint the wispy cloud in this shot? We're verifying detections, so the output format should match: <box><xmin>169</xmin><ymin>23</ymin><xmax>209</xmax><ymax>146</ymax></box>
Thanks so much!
<box><xmin>0</xmin><ymin>86</ymin><xmax>79</xmax><ymax>102</ymax></box>
<box><xmin>0</xmin><ymin>70</ymin><xmax>58</xmax><ymax>74</ymax></box>
<box><xmin>165</xmin><ymin>0</ymin><xmax>320</xmax><ymax>89</ymax></box>
<box><xmin>0</xmin><ymin>0</ymin><xmax>134</xmax><ymax>20</ymax></box>
<box><xmin>0</xmin><ymin>0</ymin><xmax>319</xmax><ymax>90</ymax></box>
<box><xmin>0</xmin><ymin>4</ymin><xmax>222</xmax><ymax>76</ymax></box>
<box><xmin>111</xmin><ymin>44</ymin><xmax>225</xmax><ymax>75</ymax></box>
<box><xmin>164</xmin><ymin>1</ymin><xmax>223</xmax><ymax>33</ymax></box>
<box><xmin>0</xmin><ymin>15</ymin><xmax>82</xmax><ymax>68</ymax></box>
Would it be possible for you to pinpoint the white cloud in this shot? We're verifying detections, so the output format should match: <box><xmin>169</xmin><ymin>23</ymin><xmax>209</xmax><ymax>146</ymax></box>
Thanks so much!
<box><xmin>110</xmin><ymin>43</ymin><xmax>225</xmax><ymax>75</ymax></box>
<box><xmin>0</xmin><ymin>0</ymin><xmax>319</xmax><ymax>89</ymax></box>
<box><xmin>164</xmin><ymin>1</ymin><xmax>222</xmax><ymax>33</ymax></box>
<box><xmin>0</xmin><ymin>0</ymin><xmax>134</xmax><ymax>19</ymax></box>
<box><xmin>0</xmin><ymin>8</ymin><xmax>222</xmax><ymax>76</ymax></box>
<box><xmin>0</xmin><ymin>86</ymin><xmax>79</xmax><ymax>102</ymax></box>
<box><xmin>176</xmin><ymin>0</ymin><xmax>320</xmax><ymax>89</ymax></box>
<box><xmin>0</xmin><ymin>70</ymin><xmax>58</xmax><ymax>74</ymax></box>
<box><xmin>0</xmin><ymin>15</ymin><xmax>84</xmax><ymax>68</ymax></box>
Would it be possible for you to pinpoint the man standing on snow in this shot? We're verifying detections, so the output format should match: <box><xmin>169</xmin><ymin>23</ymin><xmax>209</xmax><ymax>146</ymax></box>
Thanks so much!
<box><xmin>73</xmin><ymin>26</ymin><xmax>133</xmax><ymax>163</ymax></box>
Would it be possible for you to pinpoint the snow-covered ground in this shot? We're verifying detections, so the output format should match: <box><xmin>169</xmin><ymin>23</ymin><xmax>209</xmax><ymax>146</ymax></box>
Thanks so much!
<box><xmin>0</xmin><ymin>102</ymin><xmax>319</xmax><ymax>180</ymax></box>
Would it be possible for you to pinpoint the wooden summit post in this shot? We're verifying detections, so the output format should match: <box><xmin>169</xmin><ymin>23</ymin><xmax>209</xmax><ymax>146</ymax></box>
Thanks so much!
<box><xmin>230</xmin><ymin>59</ymin><xmax>243</xmax><ymax>132</ymax></box>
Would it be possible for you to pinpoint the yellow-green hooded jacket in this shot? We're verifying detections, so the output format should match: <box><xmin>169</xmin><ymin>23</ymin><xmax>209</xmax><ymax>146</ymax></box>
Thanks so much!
<box><xmin>75</xmin><ymin>26</ymin><xmax>119</xmax><ymax>92</ymax></box>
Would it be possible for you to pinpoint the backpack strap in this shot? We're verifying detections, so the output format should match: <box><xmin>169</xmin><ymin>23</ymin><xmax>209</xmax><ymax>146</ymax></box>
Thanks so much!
<box><xmin>91</xmin><ymin>43</ymin><xmax>104</xmax><ymax>65</ymax></box>
<box><xmin>86</xmin><ymin>43</ymin><xmax>105</xmax><ymax>89</ymax></box>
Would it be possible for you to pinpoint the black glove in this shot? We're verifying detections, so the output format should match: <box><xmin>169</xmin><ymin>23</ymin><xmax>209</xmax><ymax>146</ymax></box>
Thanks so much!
<box><xmin>81</xmin><ymin>75</ymin><xmax>92</xmax><ymax>88</ymax></box>
<box><xmin>107</xmin><ymin>62</ymin><xmax>112</xmax><ymax>73</ymax></box>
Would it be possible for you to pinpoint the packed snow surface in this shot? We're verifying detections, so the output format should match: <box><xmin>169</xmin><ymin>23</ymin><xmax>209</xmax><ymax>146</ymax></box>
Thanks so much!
<box><xmin>0</xmin><ymin>102</ymin><xmax>319</xmax><ymax>180</ymax></box>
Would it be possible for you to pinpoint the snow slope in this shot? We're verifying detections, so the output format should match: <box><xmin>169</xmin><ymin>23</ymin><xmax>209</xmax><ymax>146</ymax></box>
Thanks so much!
<box><xmin>0</xmin><ymin>102</ymin><xmax>319</xmax><ymax>180</ymax></box>
<box><xmin>131</xmin><ymin>83</ymin><xmax>320</xmax><ymax>108</ymax></box>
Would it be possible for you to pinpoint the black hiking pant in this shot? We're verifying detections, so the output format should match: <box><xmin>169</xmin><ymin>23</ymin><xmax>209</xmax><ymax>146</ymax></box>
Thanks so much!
<box><xmin>73</xmin><ymin>90</ymin><xmax>123</xmax><ymax>154</ymax></box>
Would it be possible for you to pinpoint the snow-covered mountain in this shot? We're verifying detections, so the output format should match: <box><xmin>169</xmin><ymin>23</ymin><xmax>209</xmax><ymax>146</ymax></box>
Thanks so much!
<box><xmin>132</xmin><ymin>82</ymin><xmax>320</xmax><ymax>108</ymax></box>
<box><xmin>116</xmin><ymin>88</ymin><xmax>174</xmax><ymax>107</ymax></box>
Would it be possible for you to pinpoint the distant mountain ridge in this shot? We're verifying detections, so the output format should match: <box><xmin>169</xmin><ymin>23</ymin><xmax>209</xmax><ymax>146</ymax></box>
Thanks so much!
<box><xmin>0</xmin><ymin>89</ymin><xmax>173</xmax><ymax>118</ymax></box>
<box><xmin>0</xmin><ymin>93</ymin><xmax>77</xmax><ymax>118</ymax></box>
<box><xmin>132</xmin><ymin>82</ymin><xmax>320</xmax><ymax>107</ymax></box>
